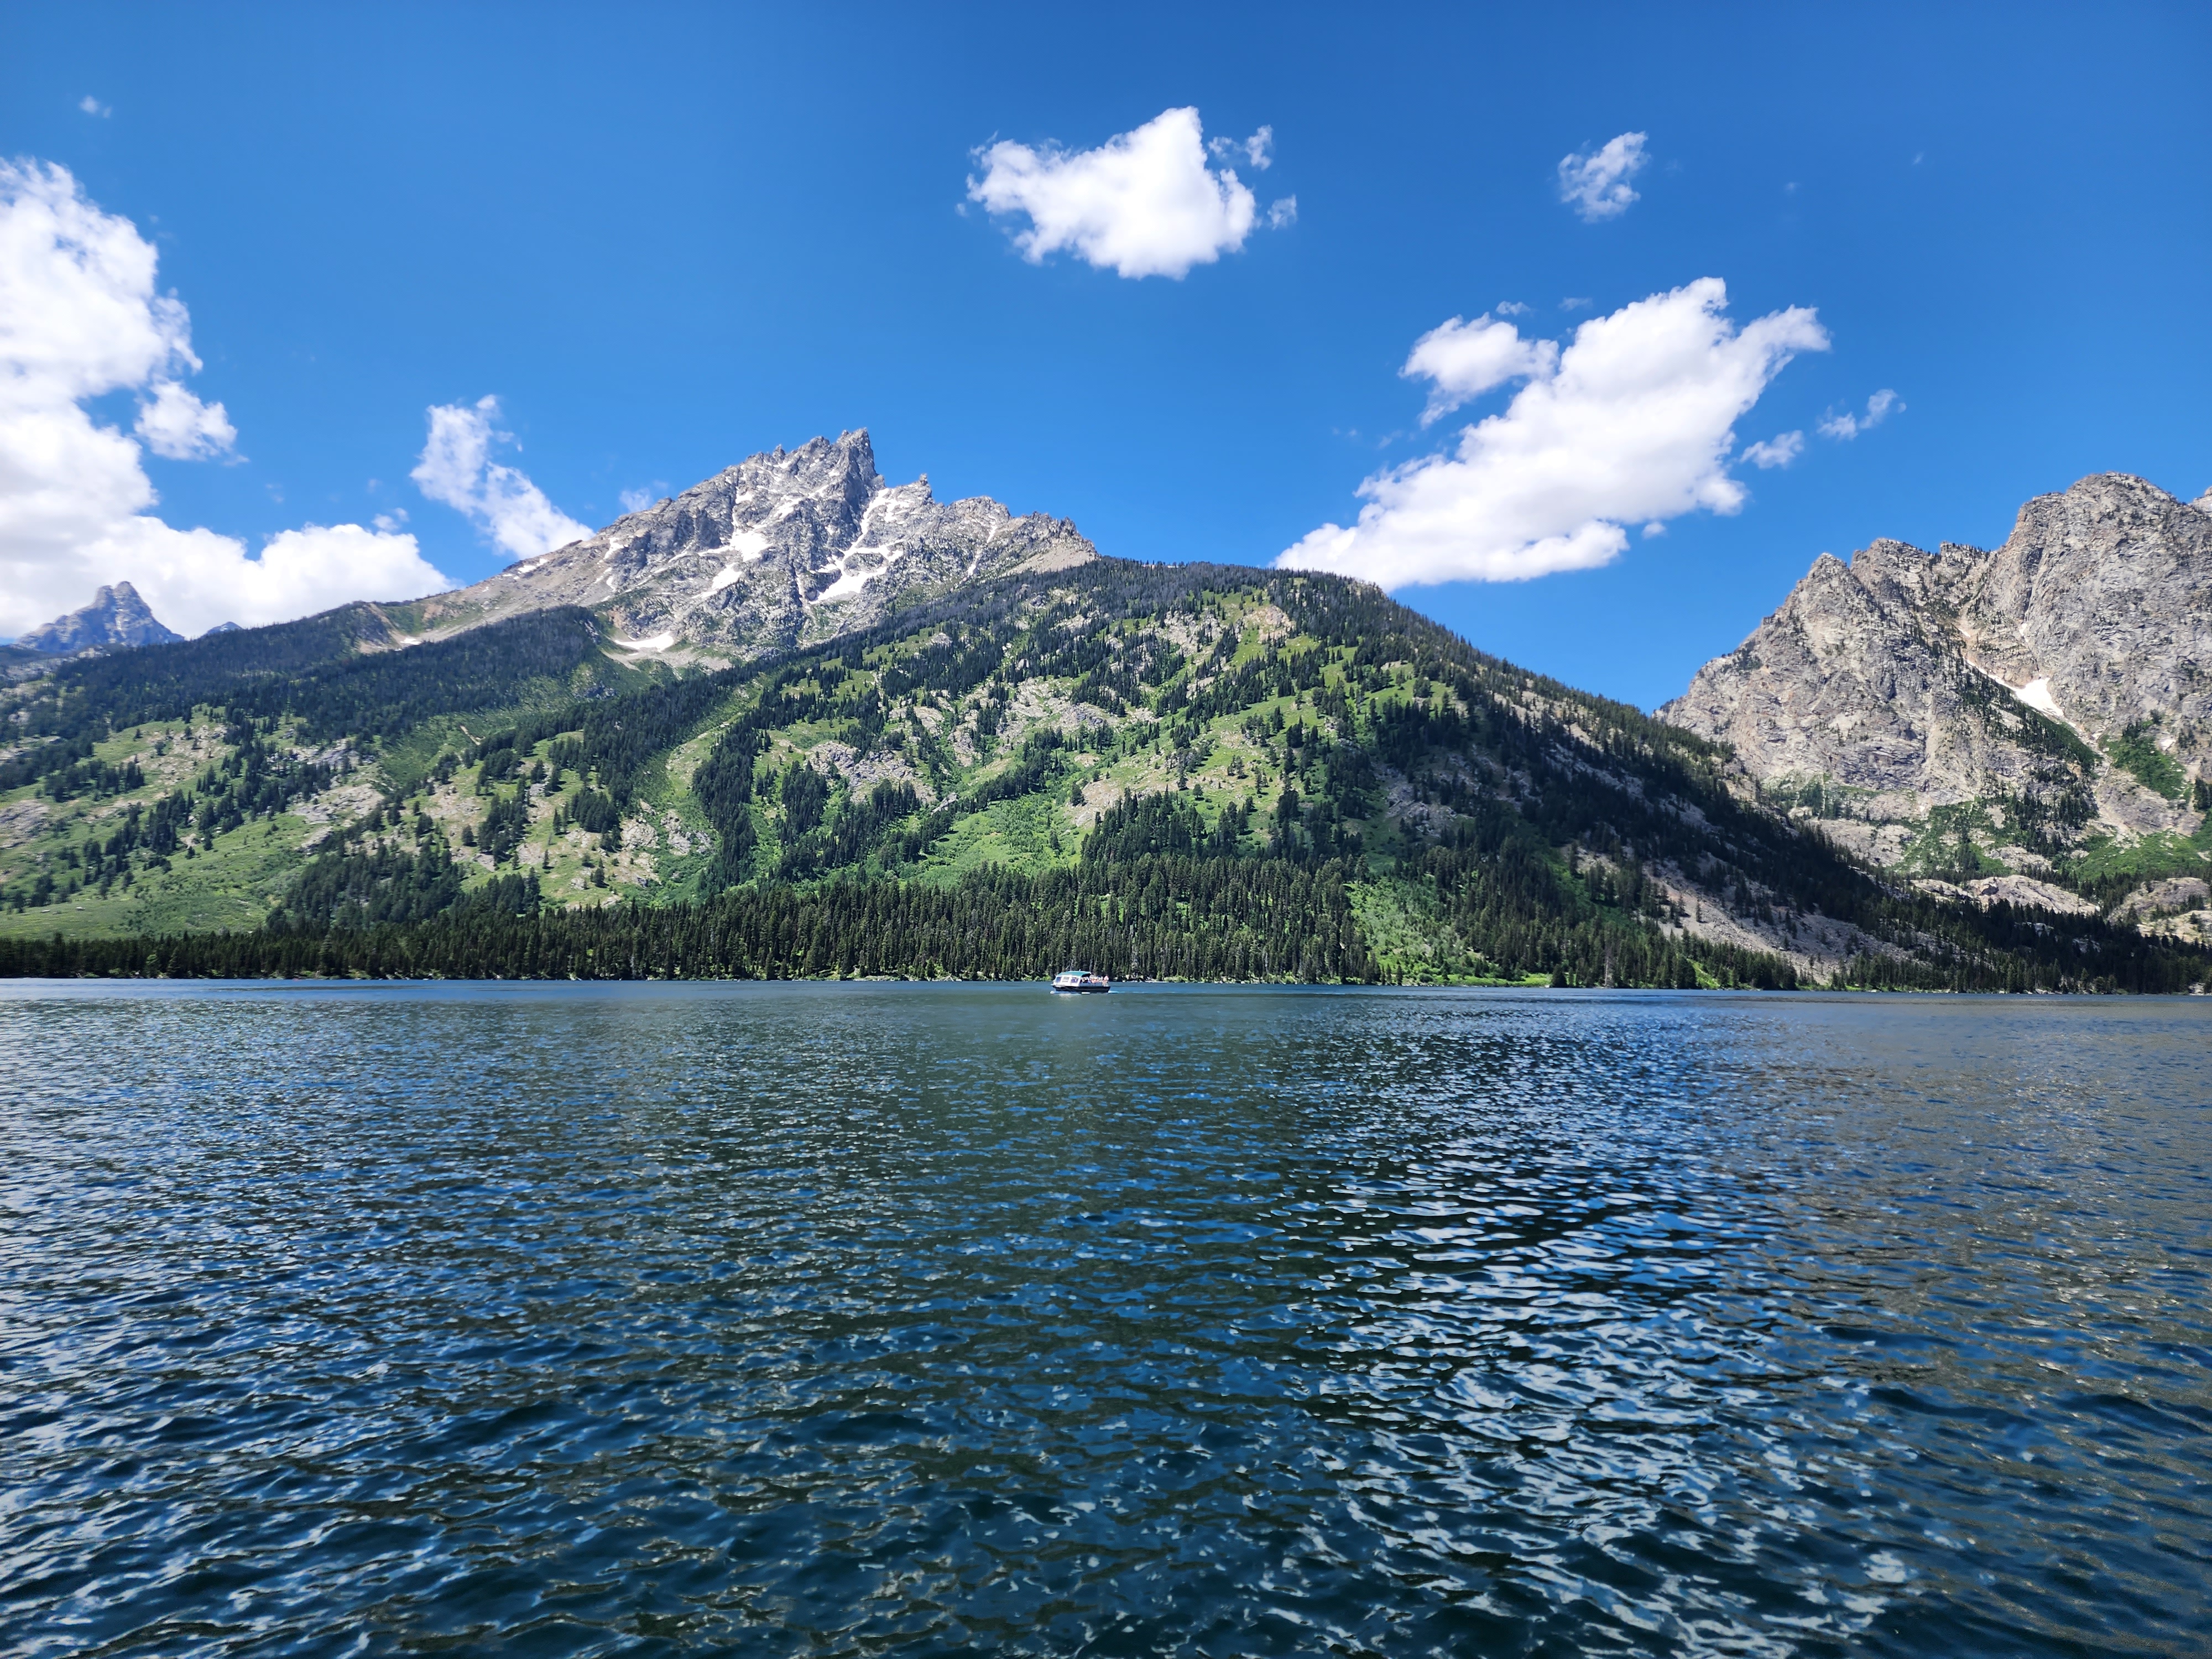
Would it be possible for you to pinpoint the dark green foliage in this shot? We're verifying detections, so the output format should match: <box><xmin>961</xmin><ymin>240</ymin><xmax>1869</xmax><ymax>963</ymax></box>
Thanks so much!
<box><xmin>38</xmin><ymin>753</ymin><xmax>144</xmax><ymax>803</ymax></box>
<box><xmin>1</xmin><ymin>608</ymin><xmax>612</xmax><ymax>788</ymax></box>
<box><xmin>1085</xmin><ymin>793</ymin><xmax>1248</xmax><ymax>862</ymax></box>
<box><xmin>1835</xmin><ymin>893</ymin><xmax>2204</xmax><ymax>993</ymax></box>
<box><xmin>823</xmin><ymin>781</ymin><xmax>921</xmax><ymax>869</ymax></box>
<box><xmin>185</xmin><ymin>724</ymin><xmax>348</xmax><ymax>837</ymax></box>
<box><xmin>781</xmin><ymin>761</ymin><xmax>829</xmax><ymax>834</ymax></box>
<box><xmin>18</xmin><ymin>603</ymin><xmax>394</xmax><ymax>740</ymax></box>
<box><xmin>562</xmin><ymin>788</ymin><xmax>622</xmax><ymax>845</ymax></box>
<box><xmin>270</xmin><ymin>843</ymin><xmax>540</xmax><ymax>933</ymax></box>
<box><xmin>273</xmin><ymin>843</ymin><xmax>466</xmax><ymax>930</ymax></box>
<box><xmin>2</xmin><ymin>854</ymin><xmax>1372</xmax><ymax>984</ymax></box>
<box><xmin>479</xmin><ymin>789</ymin><xmax>531</xmax><ymax>864</ymax></box>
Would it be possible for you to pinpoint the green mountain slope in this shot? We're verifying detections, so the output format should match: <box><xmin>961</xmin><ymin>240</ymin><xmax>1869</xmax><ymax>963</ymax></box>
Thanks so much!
<box><xmin>3</xmin><ymin>560</ymin><xmax>2203</xmax><ymax>991</ymax></box>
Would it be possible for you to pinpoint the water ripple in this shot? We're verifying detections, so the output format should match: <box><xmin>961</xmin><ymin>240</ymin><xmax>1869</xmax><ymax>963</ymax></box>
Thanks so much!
<box><xmin>2</xmin><ymin>983</ymin><xmax>2206</xmax><ymax>1655</ymax></box>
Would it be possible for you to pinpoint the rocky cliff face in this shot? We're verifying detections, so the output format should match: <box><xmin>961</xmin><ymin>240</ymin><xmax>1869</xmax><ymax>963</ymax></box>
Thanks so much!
<box><xmin>1661</xmin><ymin>474</ymin><xmax>2211</xmax><ymax>909</ymax></box>
<box><xmin>413</xmin><ymin>430</ymin><xmax>1097</xmax><ymax>660</ymax></box>
<box><xmin>19</xmin><ymin>582</ymin><xmax>184</xmax><ymax>654</ymax></box>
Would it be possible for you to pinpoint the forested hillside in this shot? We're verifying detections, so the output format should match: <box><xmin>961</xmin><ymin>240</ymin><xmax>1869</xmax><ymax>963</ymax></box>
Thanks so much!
<box><xmin>3</xmin><ymin>559</ymin><xmax>2204</xmax><ymax>990</ymax></box>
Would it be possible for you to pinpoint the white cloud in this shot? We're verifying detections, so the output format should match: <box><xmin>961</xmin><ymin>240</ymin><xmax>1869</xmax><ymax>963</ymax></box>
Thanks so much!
<box><xmin>1495</xmin><ymin>300</ymin><xmax>1531</xmax><ymax>317</ymax></box>
<box><xmin>79</xmin><ymin>96</ymin><xmax>110</xmax><ymax>118</ymax></box>
<box><xmin>134</xmin><ymin>378</ymin><xmax>237</xmax><ymax>460</ymax></box>
<box><xmin>411</xmin><ymin>396</ymin><xmax>591</xmax><ymax>560</ymax></box>
<box><xmin>0</xmin><ymin>159</ymin><xmax>452</xmax><ymax>639</ymax></box>
<box><xmin>1742</xmin><ymin>430</ymin><xmax>1805</xmax><ymax>469</ymax></box>
<box><xmin>1277</xmin><ymin>278</ymin><xmax>1828</xmax><ymax>588</ymax></box>
<box><xmin>618</xmin><ymin>483</ymin><xmax>668</xmax><ymax>515</ymax></box>
<box><xmin>1209</xmin><ymin>125</ymin><xmax>1274</xmax><ymax>170</ymax></box>
<box><xmin>1266</xmin><ymin>196</ymin><xmax>1298</xmax><ymax>229</ymax></box>
<box><xmin>1402</xmin><ymin>313</ymin><xmax>1559</xmax><ymax>426</ymax></box>
<box><xmin>1558</xmin><ymin>132</ymin><xmax>1649</xmax><ymax>222</ymax></box>
<box><xmin>966</xmin><ymin>107</ymin><xmax>1283</xmax><ymax>279</ymax></box>
<box><xmin>1818</xmin><ymin>388</ymin><xmax>1902</xmax><ymax>440</ymax></box>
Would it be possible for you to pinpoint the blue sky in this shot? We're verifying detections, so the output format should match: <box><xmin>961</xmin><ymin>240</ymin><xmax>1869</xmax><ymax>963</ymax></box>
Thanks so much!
<box><xmin>3</xmin><ymin>2</ymin><xmax>2206</xmax><ymax>706</ymax></box>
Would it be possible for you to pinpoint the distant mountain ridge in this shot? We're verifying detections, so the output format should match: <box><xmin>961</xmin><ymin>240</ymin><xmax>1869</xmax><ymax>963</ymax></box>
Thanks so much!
<box><xmin>409</xmin><ymin>429</ymin><xmax>1097</xmax><ymax>661</ymax></box>
<box><xmin>19</xmin><ymin>581</ymin><xmax>184</xmax><ymax>654</ymax></box>
<box><xmin>1661</xmin><ymin>473</ymin><xmax>2212</xmax><ymax>926</ymax></box>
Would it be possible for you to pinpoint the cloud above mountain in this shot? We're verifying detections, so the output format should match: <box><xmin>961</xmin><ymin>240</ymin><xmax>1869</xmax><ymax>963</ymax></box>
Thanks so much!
<box><xmin>1277</xmin><ymin>278</ymin><xmax>1828</xmax><ymax>588</ymax></box>
<box><xmin>413</xmin><ymin>397</ymin><xmax>592</xmax><ymax>560</ymax></box>
<box><xmin>0</xmin><ymin>160</ymin><xmax>448</xmax><ymax>638</ymax></box>
<box><xmin>133</xmin><ymin>377</ymin><xmax>238</xmax><ymax>460</ymax></box>
<box><xmin>1818</xmin><ymin>388</ymin><xmax>1902</xmax><ymax>440</ymax></box>
<box><xmin>1742</xmin><ymin>430</ymin><xmax>1806</xmax><ymax>469</ymax></box>
<box><xmin>967</xmin><ymin>107</ymin><xmax>1292</xmax><ymax>279</ymax></box>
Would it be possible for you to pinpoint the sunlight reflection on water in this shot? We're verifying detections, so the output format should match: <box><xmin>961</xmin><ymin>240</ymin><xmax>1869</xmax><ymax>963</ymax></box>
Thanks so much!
<box><xmin>2</xmin><ymin>982</ymin><xmax>2206</xmax><ymax>1655</ymax></box>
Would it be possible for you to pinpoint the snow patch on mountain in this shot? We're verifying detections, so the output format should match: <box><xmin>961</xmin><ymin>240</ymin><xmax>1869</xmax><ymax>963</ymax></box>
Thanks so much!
<box><xmin>413</xmin><ymin>429</ymin><xmax>1097</xmax><ymax>660</ymax></box>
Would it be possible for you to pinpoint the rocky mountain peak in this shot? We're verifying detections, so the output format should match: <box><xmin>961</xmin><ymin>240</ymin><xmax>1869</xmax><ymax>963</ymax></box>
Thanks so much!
<box><xmin>1661</xmin><ymin>471</ymin><xmax>2211</xmax><ymax>915</ymax></box>
<box><xmin>18</xmin><ymin>581</ymin><xmax>185</xmax><ymax>654</ymax></box>
<box><xmin>414</xmin><ymin>431</ymin><xmax>1098</xmax><ymax>660</ymax></box>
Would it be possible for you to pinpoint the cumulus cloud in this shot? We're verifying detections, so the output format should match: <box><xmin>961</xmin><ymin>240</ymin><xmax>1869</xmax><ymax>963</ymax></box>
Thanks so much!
<box><xmin>966</xmin><ymin>106</ymin><xmax>1286</xmax><ymax>279</ymax></box>
<box><xmin>1818</xmin><ymin>387</ymin><xmax>1902</xmax><ymax>440</ymax></box>
<box><xmin>1558</xmin><ymin>132</ymin><xmax>1649</xmax><ymax>222</ymax></box>
<box><xmin>411</xmin><ymin>396</ymin><xmax>591</xmax><ymax>560</ymax></box>
<box><xmin>79</xmin><ymin>96</ymin><xmax>110</xmax><ymax>118</ymax></box>
<box><xmin>1402</xmin><ymin>313</ymin><xmax>1559</xmax><ymax>426</ymax></box>
<box><xmin>1741</xmin><ymin>430</ymin><xmax>1805</xmax><ymax>469</ymax></box>
<box><xmin>134</xmin><ymin>378</ymin><xmax>237</xmax><ymax>460</ymax></box>
<box><xmin>0</xmin><ymin>159</ymin><xmax>450</xmax><ymax>639</ymax></box>
<box><xmin>1276</xmin><ymin>278</ymin><xmax>1828</xmax><ymax>588</ymax></box>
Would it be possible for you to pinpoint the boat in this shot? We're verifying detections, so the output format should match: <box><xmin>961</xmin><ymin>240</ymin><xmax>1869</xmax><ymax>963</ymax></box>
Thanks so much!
<box><xmin>1051</xmin><ymin>969</ymin><xmax>1112</xmax><ymax>994</ymax></box>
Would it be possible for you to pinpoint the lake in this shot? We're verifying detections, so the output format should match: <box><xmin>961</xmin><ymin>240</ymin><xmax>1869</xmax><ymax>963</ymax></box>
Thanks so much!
<box><xmin>2</xmin><ymin>982</ymin><xmax>2206</xmax><ymax>1655</ymax></box>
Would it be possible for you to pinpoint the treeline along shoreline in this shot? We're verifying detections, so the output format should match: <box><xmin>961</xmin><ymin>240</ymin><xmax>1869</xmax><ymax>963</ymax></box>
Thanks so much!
<box><xmin>3</xmin><ymin>854</ymin><xmax>2200</xmax><ymax>992</ymax></box>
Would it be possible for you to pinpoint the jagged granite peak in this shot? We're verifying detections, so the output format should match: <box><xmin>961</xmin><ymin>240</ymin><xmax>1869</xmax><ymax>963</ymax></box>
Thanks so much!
<box><xmin>1661</xmin><ymin>472</ymin><xmax>2210</xmax><ymax>885</ymax></box>
<box><xmin>416</xmin><ymin>429</ymin><xmax>1098</xmax><ymax>659</ymax></box>
<box><xmin>1945</xmin><ymin>473</ymin><xmax>2212</xmax><ymax>743</ymax></box>
<box><xmin>19</xmin><ymin>581</ymin><xmax>185</xmax><ymax>654</ymax></box>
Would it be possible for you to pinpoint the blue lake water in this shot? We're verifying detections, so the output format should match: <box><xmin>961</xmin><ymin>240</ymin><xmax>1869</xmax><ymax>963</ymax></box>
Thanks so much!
<box><xmin>2</xmin><ymin>982</ymin><xmax>2207</xmax><ymax>1656</ymax></box>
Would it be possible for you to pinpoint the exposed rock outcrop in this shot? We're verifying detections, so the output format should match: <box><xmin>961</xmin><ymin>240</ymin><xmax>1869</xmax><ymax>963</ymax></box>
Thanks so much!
<box><xmin>414</xmin><ymin>430</ymin><xmax>1096</xmax><ymax>660</ymax></box>
<box><xmin>19</xmin><ymin>581</ymin><xmax>184</xmax><ymax>654</ymax></box>
<box><xmin>1661</xmin><ymin>473</ymin><xmax>2211</xmax><ymax>909</ymax></box>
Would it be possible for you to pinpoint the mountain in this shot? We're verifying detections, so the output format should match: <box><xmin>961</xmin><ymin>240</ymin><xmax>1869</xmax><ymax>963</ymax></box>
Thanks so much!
<box><xmin>19</xmin><ymin>582</ymin><xmax>185</xmax><ymax>654</ymax></box>
<box><xmin>1662</xmin><ymin>473</ymin><xmax>2212</xmax><ymax>932</ymax></box>
<box><xmin>408</xmin><ymin>430</ymin><xmax>1097</xmax><ymax>661</ymax></box>
<box><xmin>0</xmin><ymin>451</ymin><xmax>2203</xmax><ymax>992</ymax></box>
